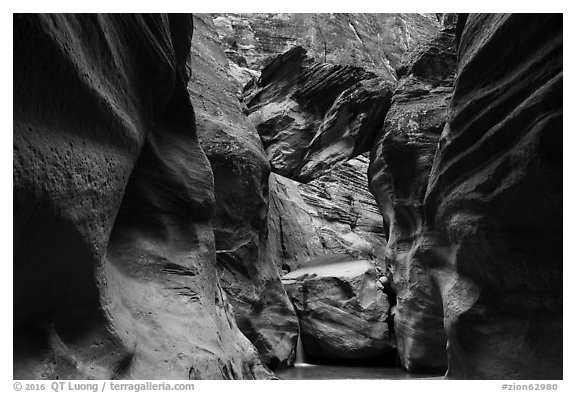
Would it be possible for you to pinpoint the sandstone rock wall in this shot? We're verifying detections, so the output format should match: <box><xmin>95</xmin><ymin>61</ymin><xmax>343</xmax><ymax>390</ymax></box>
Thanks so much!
<box><xmin>188</xmin><ymin>14</ymin><xmax>298</xmax><ymax>370</ymax></box>
<box><xmin>425</xmin><ymin>13</ymin><xmax>562</xmax><ymax>379</ymax></box>
<box><xmin>14</xmin><ymin>14</ymin><xmax>270</xmax><ymax>380</ymax></box>
<box><xmin>245</xmin><ymin>46</ymin><xmax>393</xmax><ymax>183</ymax></box>
<box><xmin>211</xmin><ymin>13</ymin><xmax>441</xmax><ymax>81</ymax></box>
<box><xmin>368</xmin><ymin>21</ymin><xmax>457</xmax><ymax>373</ymax></box>
<box><xmin>269</xmin><ymin>156</ymin><xmax>386</xmax><ymax>276</ymax></box>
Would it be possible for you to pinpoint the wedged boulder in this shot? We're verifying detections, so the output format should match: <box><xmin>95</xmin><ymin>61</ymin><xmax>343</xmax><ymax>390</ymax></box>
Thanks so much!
<box><xmin>425</xmin><ymin>14</ymin><xmax>562</xmax><ymax>379</ymax></box>
<box><xmin>188</xmin><ymin>14</ymin><xmax>298</xmax><ymax>370</ymax></box>
<box><xmin>368</xmin><ymin>22</ymin><xmax>457</xmax><ymax>373</ymax></box>
<box><xmin>282</xmin><ymin>259</ymin><xmax>395</xmax><ymax>362</ymax></box>
<box><xmin>269</xmin><ymin>156</ymin><xmax>386</xmax><ymax>275</ymax></box>
<box><xmin>14</xmin><ymin>14</ymin><xmax>271</xmax><ymax>380</ymax></box>
<box><xmin>244</xmin><ymin>46</ymin><xmax>393</xmax><ymax>182</ymax></box>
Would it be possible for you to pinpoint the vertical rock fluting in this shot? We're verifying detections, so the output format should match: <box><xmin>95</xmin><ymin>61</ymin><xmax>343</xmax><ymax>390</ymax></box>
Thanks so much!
<box><xmin>425</xmin><ymin>14</ymin><xmax>562</xmax><ymax>379</ymax></box>
<box><xmin>14</xmin><ymin>14</ymin><xmax>271</xmax><ymax>379</ymax></box>
<box><xmin>187</xmin><ymin>15</ymin><xmax>299</xmax><ymax>370</ymax></box>
<box><xmin>368</xmin><ymin>21</ymin><xmax>457</xmax><ymax>373</ymax></box>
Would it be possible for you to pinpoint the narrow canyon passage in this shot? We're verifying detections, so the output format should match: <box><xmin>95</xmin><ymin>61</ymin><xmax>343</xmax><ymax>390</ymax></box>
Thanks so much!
<box><xmin>13</xmin><ymin>13</ymin><xmax>562</xmax><ymax>380</ymax></box>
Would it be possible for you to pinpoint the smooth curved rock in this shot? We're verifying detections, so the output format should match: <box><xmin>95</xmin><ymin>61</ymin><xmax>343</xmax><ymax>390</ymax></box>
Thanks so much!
<box><xmin>368</xmin><ymin>22</ymin><xmax>457</xmax><ymax>373</ymax></box>
<box><xmin>14</xmin><ymin>14</ymin><xmax>271</xmax><ymax>380</ymax></box>
<box><xmin>244</xmin><ymin>46</ymin><xmax>393</xmax><ymax>183</ymax></box>
<box><xmin>188</xmin><ymin>14</ymin><xmax>298</xmax><ymax>371</ymax></box>
<box><xmin>282</xmin><ymin>260</ymin><xmax>395</xmax><ymax>362</ymax></box>
<box><xmin>425</xmin><ymin>14</ymin><xmax>562</xmax><ymax>379</ymax></box>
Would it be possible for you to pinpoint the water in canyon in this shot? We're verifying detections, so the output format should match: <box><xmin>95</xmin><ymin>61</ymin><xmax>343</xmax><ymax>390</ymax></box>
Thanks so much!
<box><xmin>280</xmin><ymin>333</ymin><xmax>441</xmax><ymax>380</ymax></box>
<box><xmin>277</xmin><ymin>365</ymin><xmax>441</xmax><ymax>380</ymax></box>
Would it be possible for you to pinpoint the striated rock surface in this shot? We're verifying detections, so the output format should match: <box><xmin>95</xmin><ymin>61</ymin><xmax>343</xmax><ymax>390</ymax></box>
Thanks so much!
<box><xmin>245</xmin><ymin>46</ymin><xmax>393</xmax><ymax>182</ymax></box>
<box><xmin>187</xmin><ymin>14</ymin><xmax>298</xmax><ymax>370</ymax></box>
<box><xmin>269</xmin><ymin>155</ymin><xmax>386</xmax><ymax>275</ymax></box>
<box><xmin>211</xmin><ymin>13</ymin><xmax>441</xmax><ymax>80</ymax></box>
<box><xmin>425</xmin><ymin>14</ymin><xmax>562</xmax><ymax>379</ymax></box>
<box><xmin>268</xmin><ymin>173</ymin><xmax>326</xmax><ymax>273</ymax></box>
<box><xmin>14</xmin><ymin>14</ymin><xmax>271</xmax><ymax>380</ymax></box>
<box><xmin>298</xmin><ymin>156</ymin><xmax>387</xmax><ymax>262</ymax></box>
<box><xmin>368</xmin><ymin>22</ymin><xmax>457</xmax><ymax>373</ymax></box>
<box><xmin>282</xmin><ymin>260</ymin><xmax>395</xmax><ymax>362</ymax></box>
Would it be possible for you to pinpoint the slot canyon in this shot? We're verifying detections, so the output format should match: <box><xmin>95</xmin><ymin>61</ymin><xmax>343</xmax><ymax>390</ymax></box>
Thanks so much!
<box><xmin>13</xmin><ymin>13</ymin><xmax>562</xmax><ymax>380</ymax></box>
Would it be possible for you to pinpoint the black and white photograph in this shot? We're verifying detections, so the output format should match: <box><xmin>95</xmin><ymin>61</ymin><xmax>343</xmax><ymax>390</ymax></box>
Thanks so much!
<box><xmin>8</xmin><ymin>3</ymin><xmax>567</xmax><ymax>388</ymax></box>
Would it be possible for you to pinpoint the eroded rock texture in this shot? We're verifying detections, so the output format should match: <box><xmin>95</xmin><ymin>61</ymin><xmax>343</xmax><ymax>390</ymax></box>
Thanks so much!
<box><xmin>211</xmin><ymin>13</ymin><xmax>441</xmax><ymax>80</ymax></box>
<box><xmin>245</xmin><ymin>46</ymin><xmax>393</xmax><ymax>183</ymax></box>
<box><xmin>269</xmin><ymin>156</ymin><xmax>386</xmax><ymax>275</ymax></box>
<box><xmin>368</xmin><ymin>21</ymin><xmax>457</xmax><ymax>373</ymax></box>
<box><xmin>425</xmin><ymin>14</ymin><xmax>562</xmax><ymax>379</ymax></box>
<box><xmin>187</xmin><ymin>14</ymin><xmax>298</xmax><ymax>371</ymax></box>
<box><xmin>268</xmin><ymin>173</ymin><xmax>326</xmax><ymax>273</ymax></box>
<box><xmin>282</xmin><ymin>260</ymin><xmax>394</xmax><ymax>363</ymax></box>
<box><xmin>14</xmin><ymin>14</ymin><xmax>270</xmax><ymax>380</ymax></box>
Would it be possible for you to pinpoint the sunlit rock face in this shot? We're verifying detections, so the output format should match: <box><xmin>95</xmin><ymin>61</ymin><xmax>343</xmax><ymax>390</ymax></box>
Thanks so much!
<box><xmin>211</xmin><ymin>13</ymin><xmax>441</xmax><ymax>81</ymax></box>
<box><xmin>269</xmin><ymin>156</ymin><xmax>386</xmax><ymax>275</ymax></box>
<box><xmin>13</xmin><ymin>14</ymin><xmax>271</xmax><ymax>380</ymax></box>
<box><xmin>282</xmin><ymin>259</ymin><xmax>395</xmax><ymax>363</ymax></box>
<box><xmin>425</xmin><ymin>14</ymin><xmax>562</xmax><ymax>379</ymax></box>
<box><xmin>187</xmin><ymin>14</ymin><xmax>299</xmax><ymax>371</ymax></box>
<box><xmin>368</xmin><ymin>20</ymin><xmax>457</xmax><ymax>373</ymax></box>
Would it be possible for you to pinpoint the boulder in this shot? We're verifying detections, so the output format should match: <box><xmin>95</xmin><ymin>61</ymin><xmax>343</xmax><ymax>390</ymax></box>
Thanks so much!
<box><xmin>425</xmin><ymin>14</ymin><xmax>562</xmax><ymax>379</ymax></box>
<box><xmin>367</xmin><ymin>22</ymin><xmax>457</xmax><ymax>373</ymax></box>
<box><xmin>282</xmin><ymin>260</ymin><xmax>395</xmax><ymax>362</ymax></box>
<box><xmin>244</xmin><ymin>46</ymin><xmax>394</xmax><ymax>182</ymax></box>
<box><xmin>14</xmin><ymin>14</ymin><xmax>271</xmax><ymax>380</ymax></box>
<box><xmin>187</xmin><ymin>14</ymin><xmax>299</xmax><ymax>370</ymax></box>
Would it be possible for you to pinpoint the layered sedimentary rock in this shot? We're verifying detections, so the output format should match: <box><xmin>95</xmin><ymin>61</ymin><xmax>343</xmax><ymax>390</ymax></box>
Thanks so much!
<box><xmin>269</xmin><ymin>156</ymin><xmax>386</xmax><ymax>275</ymax></box>
<box><xmin>425</xmin><ymin>14</ymin><xmax>562</xmax><ymax>379</ymax></box>
<box><xmin>187</xmin><ymin>14</ymin><xmax>298</xmax><ymax>370</ymax></box>
<box><xmin>14</xmin><ymin>14</ymin><xmax>270</xmax><ymax>380</ymax></box>
<box><xmin>268</xmin><ymin>173</ymin><xmax>326</xmax><ymax>273</ymax></box>
<box><xmin>368</xmin><ymin>22</ymin><xmax>457</xmax><ymax>373</ymax></box>
<box><xmin>282</xmin><ymin>260</ymin><xmax>394</xmax><ymax>362</ymax></box>
<box><xmin>245</xmin><ymin>46</ymin><xmax>393</xmax><ymax>182</ymax></box>
<box><xmin>211</xmin><ymin>13</ymin><xmax>441</xmax><ymax>80</ymax></box>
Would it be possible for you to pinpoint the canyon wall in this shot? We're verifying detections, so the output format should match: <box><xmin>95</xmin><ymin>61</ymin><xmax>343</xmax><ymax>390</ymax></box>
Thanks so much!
<box><xmin>212</xmin><ymin>13</ymin><xmax>440</xmax><ymax>81</ymax></box>
<box><xmin>269</xmin><ymin>156</ymin><xmax>386</xmax><ymax>275</ymax></box>
<box><xmin>13</xmin><ymin>13</ymin><xmax>563</xmax><ymax>380</ymax></box>
<box><xmin>425</xmin><ymin>13</ymin><xmax>563</xmax><ymax>379</ymax></box>
<box><xmin>244</xmin><ymin>46</ymin><xmax>394</xmax><ymax>183</ymax></box>
<box><xmin>368</xmin><ymin>20</ymin><xmax>457</xmax><ymax>373</ymax></box>
<box><xmin>188</xmin><ymin>14</ymin><xmax>298</xmax><ymax>370</ymax></box>
<box><xmin>367</xmin><ymin>13</ymin><xmax>562</xmax><ymax>379</ymax></box>
<box><xmin>14</xmin><ymin>14</ymin><xmax>271</xmax><ymax>380</ymax></box>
